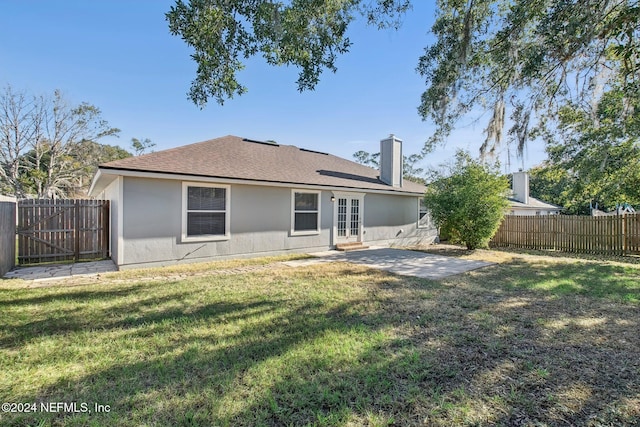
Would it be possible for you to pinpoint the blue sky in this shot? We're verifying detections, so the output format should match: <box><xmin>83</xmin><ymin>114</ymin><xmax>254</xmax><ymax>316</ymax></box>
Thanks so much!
<box><xmin>0</xmin><ymin>1</ymin><xmax>545</xmax><ymax>173</ymax></box>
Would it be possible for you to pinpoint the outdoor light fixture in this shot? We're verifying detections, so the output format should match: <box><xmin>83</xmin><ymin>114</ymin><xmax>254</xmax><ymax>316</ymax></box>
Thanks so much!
<box><xmin>330</xmin><ymin>196</ymin><xmax>336</xmax><ymax>202</ymax></box>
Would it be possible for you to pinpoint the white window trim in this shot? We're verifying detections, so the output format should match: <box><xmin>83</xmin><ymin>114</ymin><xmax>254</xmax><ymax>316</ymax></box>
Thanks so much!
<box><xmin>291</xmin><ymin>189</ymin><xmax>321</xmax><ymax>236</ymax></box>
<box><xmin>417</xmin><ymin>197</ymin><xmax>430</xmax><ymax>229</ymax></box>
<box><xmin>181</xmin><ymin>182</ymin><xmax>230</xmax><ymax>242</ymax></box>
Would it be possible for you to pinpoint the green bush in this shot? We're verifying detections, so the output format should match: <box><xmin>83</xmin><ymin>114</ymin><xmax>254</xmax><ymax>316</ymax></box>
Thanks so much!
<box><xmin>424</xmin><ymin>151</ymin><xmax>510</xmax><ymax>249</ymax></box>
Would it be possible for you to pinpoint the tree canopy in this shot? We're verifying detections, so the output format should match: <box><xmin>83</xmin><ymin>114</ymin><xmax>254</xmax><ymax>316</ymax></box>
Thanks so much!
<box><xmin>130</xmin><ymin>137</ymin><xmax>156</xmax><ymax>156</ymax></box>
<box><xmin>0</xmin><ymin>86</ymin><xmax>125</xmax><ymax>198</ymax></box>
<box><xmin>167</xmin><ymin>1</ymin><xmax>639</xmax><ymax>157</ymax></box>
<box><xmin>419</xmin><ymin>0</ymin><xmax>639</xmax><ymax>157</ymax></box>
<box><xmin>166</xmin><ymin>0</ymin><xmax>410</xmax><ymax>107</ymax></box>
<box><xmin>525</xmin><ymin>67</ymin><xmax>640</xmax><ymax>214</ymax></box>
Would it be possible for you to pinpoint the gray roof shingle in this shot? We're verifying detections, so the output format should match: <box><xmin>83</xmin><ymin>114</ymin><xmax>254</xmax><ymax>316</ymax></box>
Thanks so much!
<box><xmin>99</xmin><ymin>135</ymin><xmax>426</xmax><ymax>194</ymax></box>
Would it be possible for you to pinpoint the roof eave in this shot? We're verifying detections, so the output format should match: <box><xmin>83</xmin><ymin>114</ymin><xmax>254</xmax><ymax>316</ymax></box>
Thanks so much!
<box><xmin>88</xmin><ymin>169</ymin><xmax>118</xmax><ymax>197</ymax></box>
<box><xmin>97</xmin><ymin>166</ymin><xmax>426</xmax><ymax>196</ymax></box>
<box><xmin>510</xmin><ymin>204</ymin><xmax>563</xmax><ymax>210</ymax></box>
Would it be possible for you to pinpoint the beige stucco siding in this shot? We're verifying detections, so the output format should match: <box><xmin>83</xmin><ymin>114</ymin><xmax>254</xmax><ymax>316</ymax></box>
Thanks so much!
<box><xmin>99</xmin><ymin>176</ymin><xmax>122</xmax><ymax>265</ymax></box>
<box><xmin>118</xmin><ymin>177</ymin><xmax>333</xmax><ymax>268</ymax></box>
<box><xmin>363</xmin><ymin>193</ymin><xmax>437</xmax><ymax>246</ymax></box>
<box><xmin>108</xmin><ymin>176</ymin><xmax>437</xmax><ymax>269</ymax></box>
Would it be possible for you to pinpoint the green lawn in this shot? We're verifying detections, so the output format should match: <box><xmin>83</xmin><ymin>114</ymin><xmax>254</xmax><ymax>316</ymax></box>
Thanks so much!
<box><xmin>1</xmin><ymin>251</ymin><xmax>638</xmax><ymax>426</ymax></box>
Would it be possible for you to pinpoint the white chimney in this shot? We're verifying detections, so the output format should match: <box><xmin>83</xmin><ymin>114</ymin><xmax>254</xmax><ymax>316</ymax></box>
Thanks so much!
<box><xmin>380</xmin><ymin>134</ymin><xmax>403</xmax><ymax>188</ymax></box>
<box><xmin>512</xmin><ymin>170</ymin><xmax>529</xmax><ymax>204</ymax></box>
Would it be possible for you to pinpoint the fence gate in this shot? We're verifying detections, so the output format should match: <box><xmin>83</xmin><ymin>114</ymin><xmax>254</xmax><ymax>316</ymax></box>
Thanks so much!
<box><xmin>17</xmin><ymin>199</ymin><xmax>109</xmax><ymax>265</ymax></box>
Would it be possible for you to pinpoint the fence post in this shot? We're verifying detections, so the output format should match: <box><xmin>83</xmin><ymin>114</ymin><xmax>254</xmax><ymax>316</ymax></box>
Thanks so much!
<box><xmin>553</xmin><ymin>215</ymin><xmax>557</xmax><ymax>252</ymax></box>
<box><xmin>103</xmin><ymin>201</ymin><xmax>110</xmax><ymax>259</ymax></box>
<box><xmin>621</xmin><ymin>214</ymin><xmax>626</xmax><ymax>256</ymax></box>
<box><xmin>74</xmin><ymin>199</ymin><xmax>80</xmax><ymax>262</ymax></box>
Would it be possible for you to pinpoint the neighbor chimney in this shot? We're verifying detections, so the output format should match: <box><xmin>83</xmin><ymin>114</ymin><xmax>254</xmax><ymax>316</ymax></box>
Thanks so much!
<box><xmin>512</xmin><ymin>170</ymin><xmax>529</xmax><ymax>204</ymax></box>
<box><xmin>380</xmin><ymin>134</ymin><xmax>403</xmax><ymax>187</ymax></box>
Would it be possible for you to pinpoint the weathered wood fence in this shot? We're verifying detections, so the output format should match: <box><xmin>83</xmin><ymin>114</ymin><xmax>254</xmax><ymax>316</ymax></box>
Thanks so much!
<box><xmin>17</xmin><ymin>199</ymin><xmax>109</xmax><ymax>265</ymax></box>
<box><xmin>491</xmin><ymin>214</ymin><xmax>640</xmax><ymax>256</ymax></box>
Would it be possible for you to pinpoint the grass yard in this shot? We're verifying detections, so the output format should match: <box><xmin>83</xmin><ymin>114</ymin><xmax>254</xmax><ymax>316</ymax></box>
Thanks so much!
<box><xmin>0</xmin><ymin>250</ymin><xmax>639</xmax><ymax>426</ymax></box>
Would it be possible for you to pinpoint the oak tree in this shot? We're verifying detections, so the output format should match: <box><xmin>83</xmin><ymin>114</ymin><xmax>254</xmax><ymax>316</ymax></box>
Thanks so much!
<box><xmin>166</xmin><ymin>0</ymin><xmax>411</xmax><ymax>107</ymax></box>
<box><xmin>168</xmin><ymin>0</ymin><xmax>639</xmax><ymax>161</ymax></box>
<box><xmin>530</xmin><ymin>79</ymin><xmax>640</xmax><ymax>213</ymax></box>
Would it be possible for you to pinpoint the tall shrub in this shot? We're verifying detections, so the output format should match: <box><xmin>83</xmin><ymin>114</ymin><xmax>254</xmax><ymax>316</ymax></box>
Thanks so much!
<box><xmin>424</xmin><ymin>151</ymin><xmax>509</xmax><ymax>249</ymax></box>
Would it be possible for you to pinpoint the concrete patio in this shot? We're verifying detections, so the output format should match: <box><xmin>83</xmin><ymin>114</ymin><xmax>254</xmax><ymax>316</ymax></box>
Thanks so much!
<box><xmin>284</xmin><ymin>247</ymin><xmax>494</xmax><ymax>279</ymax></box>
<box><xmin>3</xmin><ymin>247</ymin><xmax>494</xmax><ymax>283</ymax></box>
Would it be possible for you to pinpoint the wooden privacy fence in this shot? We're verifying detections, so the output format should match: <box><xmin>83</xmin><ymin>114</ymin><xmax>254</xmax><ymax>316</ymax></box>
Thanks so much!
<box><xmin>491</xmin><ymin>214</ymin><xmax>640</xmax><ymax>256</ymax></box>
<box><xmin>17</xmin><ymin>199</ymin><xmax>109</xmax><ymax>265</ymax></box>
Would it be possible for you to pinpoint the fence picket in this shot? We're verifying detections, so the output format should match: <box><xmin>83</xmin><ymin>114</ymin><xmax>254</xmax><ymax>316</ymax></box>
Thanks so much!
<box><xmin>491</xmin><ymin>214</ymin><xmax>640</xmax><ymax>256</ymax></box>
<box><xmin>17</xmin><ymin>199</ymin><xmax>110</xmax><ymax>265</ymax></box>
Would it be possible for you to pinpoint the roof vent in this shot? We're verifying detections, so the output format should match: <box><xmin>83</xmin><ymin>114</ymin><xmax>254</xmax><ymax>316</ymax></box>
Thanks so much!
<box><xmin>242</xmin><ymin>138</ymin><xmax>279</xmax><ymax>147</ymax></box>
<box><xmin>299</xmin><ymin>148</ymin><xmax>328</xmax><ymax>155</ymax></box>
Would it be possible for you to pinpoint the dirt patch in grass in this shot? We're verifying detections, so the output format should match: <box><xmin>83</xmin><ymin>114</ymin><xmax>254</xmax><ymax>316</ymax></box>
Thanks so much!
<box><xmin>1</xmin><ymin>253</ymin><xmax>638</xmax><ymax>426</ymax></box>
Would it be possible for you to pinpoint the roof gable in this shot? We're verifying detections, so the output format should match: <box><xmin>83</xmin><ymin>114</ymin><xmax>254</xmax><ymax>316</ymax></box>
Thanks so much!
<box><xmin>97</xmin><ymin>135</ymin><xmax>426</xmax><ymax>194</ymax></box>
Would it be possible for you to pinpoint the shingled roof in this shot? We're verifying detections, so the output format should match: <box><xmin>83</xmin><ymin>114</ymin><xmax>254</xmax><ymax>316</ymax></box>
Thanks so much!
<box><xmin>93</xmin><ymin>135</ymin><xmax>426</xmax><ymax>195</ymax></box>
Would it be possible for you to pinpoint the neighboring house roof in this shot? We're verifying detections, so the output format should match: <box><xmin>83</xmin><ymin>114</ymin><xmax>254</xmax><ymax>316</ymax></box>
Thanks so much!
<box><xmin>90</xmin><ymin>135</ymin><xmax>426</xmax><ymax>196</ymax></box>
<box><xmin>508</xmin><ymin>196</ymin><xmax>563</xmax><ymax>211</ymax></box>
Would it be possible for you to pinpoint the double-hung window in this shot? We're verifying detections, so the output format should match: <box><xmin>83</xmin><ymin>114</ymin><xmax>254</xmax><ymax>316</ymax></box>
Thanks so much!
<box><xmin>291</xmin><ymin>190</ymin><xmax>320</xmax><ymax>235</ymax></box>
<box><xmin>182</xmin><ymin>183</ymin><xmax>230</xmax><ymax>241</ymax></box>
<box><xmin>418</xmin><ymin>198</ymin><xmax>432</xmax><ymax>228</ymax></box>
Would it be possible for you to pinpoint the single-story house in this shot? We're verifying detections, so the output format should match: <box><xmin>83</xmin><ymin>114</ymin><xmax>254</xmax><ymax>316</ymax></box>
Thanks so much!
<box><xmin>508</xmin><ymin>171</ymin><xmax>563</xmax><ymax>216</ymax></box>
<box><xmin>89</xmin><ymin>135</ymin><xmax>437</xmax><ymax>269</ymax></box>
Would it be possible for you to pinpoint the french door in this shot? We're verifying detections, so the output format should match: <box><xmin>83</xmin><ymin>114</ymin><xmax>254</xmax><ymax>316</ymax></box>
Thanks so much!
<box><xmin>333</xmin><ymin>193</ymin><xmax>364</xmax><ymax>243</ymax></box>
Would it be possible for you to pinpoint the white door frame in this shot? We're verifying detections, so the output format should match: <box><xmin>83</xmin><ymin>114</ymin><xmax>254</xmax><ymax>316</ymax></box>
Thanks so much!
<box><xmin>332</xmin><ymin>191</ymin><xmax>365</xmax><ymax>246</ymax></box>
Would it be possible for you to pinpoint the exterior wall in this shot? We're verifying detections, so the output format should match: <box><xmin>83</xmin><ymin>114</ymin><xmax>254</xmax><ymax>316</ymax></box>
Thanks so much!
<box><xmin>99</xmin><ymin>177</ymin><xmax>122</xmax><ymax>265</ymax></box>
<box><xmin>110</xmin><ymin>176</ymin><xmax>437</xmax><ymax>269</ymax></box>
<box><xmin>0</xmin><ymin>200</ymin><xmax>16</xmax><ymax>276</ymax></box>
<box><xmin>117</xmin><ymin>177</ymin><xmax>333</xmax><ymax>268</ymax></box>
<box><xmin>362</xmin><ymin>193</ymin><xmax>438</xmax><ymax>247</ymax></box>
